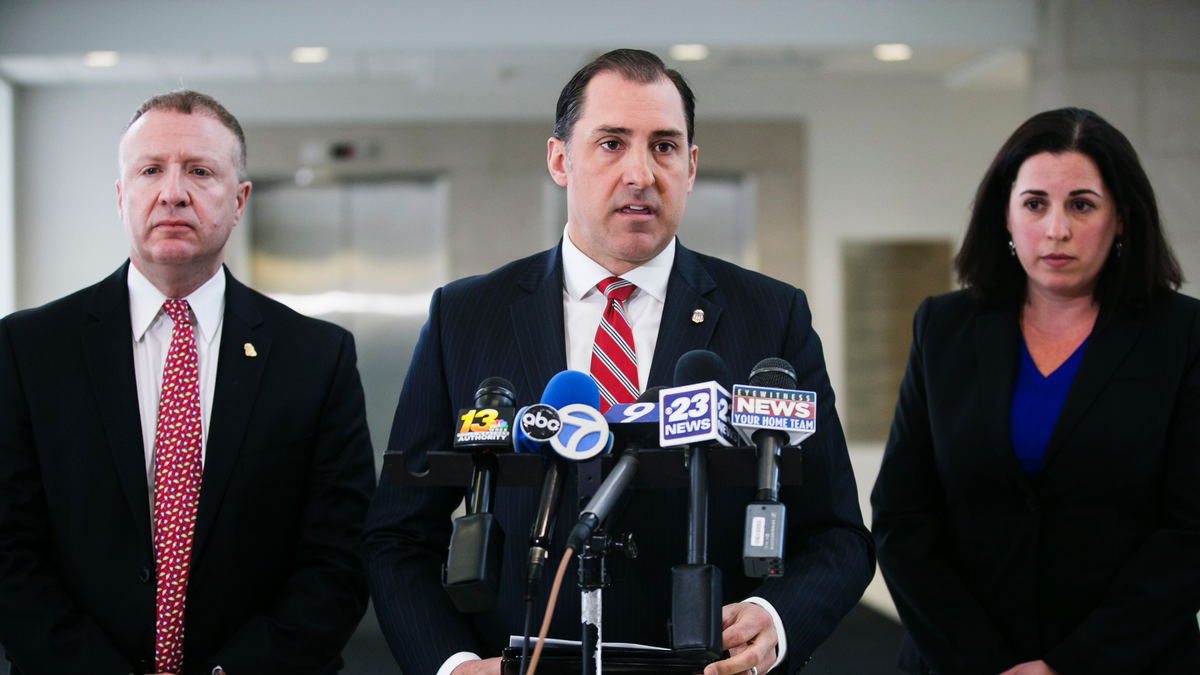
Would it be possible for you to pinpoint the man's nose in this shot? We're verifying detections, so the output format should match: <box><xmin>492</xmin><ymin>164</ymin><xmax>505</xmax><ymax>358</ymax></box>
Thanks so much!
<box><xmin>622</xmin><ymin>146</ymin><xmax>655</xmax><ymax>188</ymax></box>
<box><xmin>159</xmin><ymin>167</ymin><xmax>190</xmax><ymax>206</ymax></box>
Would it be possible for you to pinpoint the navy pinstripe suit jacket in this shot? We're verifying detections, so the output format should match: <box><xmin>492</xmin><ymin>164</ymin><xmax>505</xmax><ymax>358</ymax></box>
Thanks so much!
<box><xmin>362</xmin><ymin>241</ymin><xmax>874</xmax><ymax>674</ymax></box>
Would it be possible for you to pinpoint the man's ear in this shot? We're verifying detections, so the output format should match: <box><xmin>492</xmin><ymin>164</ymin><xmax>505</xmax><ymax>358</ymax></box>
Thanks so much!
<box><xmin>547</xmin><ymin>136</ymin><xmax>569</xmax><ymax>187</ymax></box>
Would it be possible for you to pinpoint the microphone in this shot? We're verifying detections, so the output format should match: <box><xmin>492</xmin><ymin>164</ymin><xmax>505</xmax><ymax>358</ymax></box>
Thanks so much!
<box><xmin>563</xmin><ymin>387</ymin><xmax>659</xmax><ymax>553</ymax></box>
<box><xmin>731</xmin><ymin>358</ymin><xmax>818</xmax><ymax>578</ymax></box>
<box><xmin>604</xmin><ymin>385</ymin><xmax>666</xmax><ymax>451</ymax></box>
<box><xmin>666</xmin><ymin>349</ymin><xmax>730</xmax><ymax>660</ymax></box>
<box><xmin>443</xmin><ymin>377</ymin><xmax>517</xmax><ymax>613</ymax></box>
<box><xmin>525</xmin><ymin>371</ymin><xmax>600</xmax><ymax>600</ymax></box>
<box><xmin>737</xmin><ymin>358</ymin><xmax>796</xmax><ymax>578</ymax></box>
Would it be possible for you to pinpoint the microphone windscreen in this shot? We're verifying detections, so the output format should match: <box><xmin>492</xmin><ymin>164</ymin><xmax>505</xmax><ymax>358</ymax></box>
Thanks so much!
<box><xmin>542</xmin><ymin>370</ymin><xmax>600</xmax><ymax>409</ymax></box>
<box><xmin>475</xmin><ymin>377</ymin><xmax>516</xmax><ymax>408</ymax></box>
<box><xmin>673</xmin><ymin>350</ymin><xmax>732</xmax><ymax>391</ymax></box>
<box><xmin>637</xmin><ymin>386</ymin><xmax>666</xmax><ymax>403</ymax></box>
<box><xmin>748</xmin><ymin>358</ymin><xmax>797</xmax><ymax>390</ymax></box>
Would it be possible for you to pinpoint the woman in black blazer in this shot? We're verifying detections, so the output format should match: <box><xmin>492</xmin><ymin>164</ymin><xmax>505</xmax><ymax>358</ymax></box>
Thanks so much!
<box><xmin>871</xmin><ymin>108</ymin><xmax>1200</xmax><ymax>675</ymax></box>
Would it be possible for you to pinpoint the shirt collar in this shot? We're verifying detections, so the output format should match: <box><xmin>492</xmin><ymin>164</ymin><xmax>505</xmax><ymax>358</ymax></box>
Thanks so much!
<box><xmin>127</xmin><ymin>263</ymin><xmax>226</xmax><ymax>345</ymax></box>
<box><xmin>561</xmin><ymin>225</ymin><xmax>675</xmax><ymax>303</ymax></box>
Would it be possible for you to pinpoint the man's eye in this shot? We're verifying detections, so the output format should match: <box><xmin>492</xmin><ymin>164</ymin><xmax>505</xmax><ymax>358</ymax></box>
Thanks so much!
<box><xmin>192</xmin><ymin>168</ymin><xmax>210</xmax><ymax>176</ymax></box>
<box><xmin>654</xmin><ymin>142</ymin><xmax>675</xmax><ymax>153</ymax></box>
<box><xmin>600</xmin><ymin>141</ymin><xmax>620</xmax><ymax>150</ymax></box>
<box><xmin>143</xmin><ymin>168</ymin><xmax>159</xmax><ymax>175</ymax></box>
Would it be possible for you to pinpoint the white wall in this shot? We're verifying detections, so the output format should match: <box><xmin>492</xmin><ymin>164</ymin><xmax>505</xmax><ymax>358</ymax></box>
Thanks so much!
<box><xmin>14</xmin><ymin>85</ymin><xmax>163</xmax><ymax>307</ymax></box>
<box><xmin>0</xmin><ymin>78</ymin><xmax>13</xmax><ymax>318</ymax></box>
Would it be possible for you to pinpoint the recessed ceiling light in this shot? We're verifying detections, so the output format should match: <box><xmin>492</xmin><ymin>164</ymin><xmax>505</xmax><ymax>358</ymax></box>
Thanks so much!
<box><xmin>83</xmin><ymin>51</ymin><xmax>120</xmax><ymax>68</ymax></box>
<box><xmin>291</xmin><ymin>47</ymin><xmax>330</xmax><ymax>64</ymax></box>
<box><xmin>874</xmin><ymin>44</ymin><xmax>913</xmax><ymax>62</ymax></box>
<box><xmin>670</xmin><ymin>44</ymin><xmax>710</xmax><ymax>62</ymax></box>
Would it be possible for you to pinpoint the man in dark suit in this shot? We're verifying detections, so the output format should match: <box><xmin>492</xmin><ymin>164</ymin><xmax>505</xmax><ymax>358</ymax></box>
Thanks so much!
<box><xmin>362</xmin><ymin>49</ymin><xmax>873</xmax><ymax>675</ymax></box>
<box><xmin>0</xmin><ymin>91</ymin><xmax>376</xmax><ymax>674</ymax></box>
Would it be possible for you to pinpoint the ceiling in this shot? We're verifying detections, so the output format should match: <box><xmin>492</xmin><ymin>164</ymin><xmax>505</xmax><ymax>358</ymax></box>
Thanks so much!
<box><xmin>0</xmin><ymin>0</ymin><xmax>1035</xmax><ymax>89</ymax></box>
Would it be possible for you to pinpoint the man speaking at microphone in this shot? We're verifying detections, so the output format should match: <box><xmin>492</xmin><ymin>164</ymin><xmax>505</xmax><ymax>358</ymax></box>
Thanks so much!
<box><xmin>363</xmin><ymin>49</ymin><xmax>873</xmax><ymax>675</ymax></box>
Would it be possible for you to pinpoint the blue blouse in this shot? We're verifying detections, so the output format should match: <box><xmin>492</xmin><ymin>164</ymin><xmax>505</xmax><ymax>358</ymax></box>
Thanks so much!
<box><xmin>1008</xmin><ymin>336</ymin><xmax>1088</xmax><ymax>476</ymax></box>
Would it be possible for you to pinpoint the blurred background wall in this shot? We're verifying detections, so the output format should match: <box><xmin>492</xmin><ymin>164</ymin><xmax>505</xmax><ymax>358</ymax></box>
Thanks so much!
<box><xmin>1</xmin><ymin>1</ymin><xmax>1197</xmax><ymax>672</ymax></box>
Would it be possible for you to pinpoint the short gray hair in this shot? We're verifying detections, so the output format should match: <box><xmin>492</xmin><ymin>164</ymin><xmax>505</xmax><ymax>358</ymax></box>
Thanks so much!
<box><xmin>124</xmin><ymin>89</ymin><xmax>247</xmax><ymax>181</ymax></box>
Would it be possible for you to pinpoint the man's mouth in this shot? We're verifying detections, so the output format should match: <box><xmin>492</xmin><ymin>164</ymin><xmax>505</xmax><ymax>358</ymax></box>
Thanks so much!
<box><xmin>618</xmin><ymin>204</ymin><xmax>654</xmax><ymax>215</ymax></box>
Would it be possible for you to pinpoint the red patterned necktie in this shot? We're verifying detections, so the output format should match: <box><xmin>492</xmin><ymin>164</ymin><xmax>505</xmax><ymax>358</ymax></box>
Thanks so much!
<box><xmin>153</xmin><ymin>299</ymin><xmax>203</xmax><ymax>673</ymax></box>
<box><xmin>590</xmin><ymin>277</ymin><xmax>640</xmax><ymax>412</ymax></box>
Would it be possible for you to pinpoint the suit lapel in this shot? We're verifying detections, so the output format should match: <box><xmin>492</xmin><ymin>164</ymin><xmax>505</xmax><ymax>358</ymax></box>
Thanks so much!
<box><xmin>193</xmin><ymin>269</ymin><xmax>270</xmax><ymax>558</ymax></box>
<box><xmin>511</xmin><ymin>246</ymin><xmax>567</xmax><ymax>399</ymax></box>
<box><xmin>974</xmin><ymin>303</ymin><xmax>1025</xmax><ymax>480</ymax></box>
<box><xmin>647</xmin><ymin>244</ymin><xmax>721</xmax><ymax>388</ymax></box>
<box><xmin>1042</xmin><ymin>304</ymin><xmax>1145</xmax><ymax>470</ymax></box>
<box><xmin>80</xmin><ymin>263</ymin><xmax>153</xmax><ymax>543</ymax></box>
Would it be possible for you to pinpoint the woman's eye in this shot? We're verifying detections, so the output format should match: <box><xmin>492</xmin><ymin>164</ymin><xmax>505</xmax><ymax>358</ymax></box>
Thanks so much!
<box><xmin>1024</xmin><ymin>200</ymin><xmax>1041</xmax><ymax>210</ymax></box>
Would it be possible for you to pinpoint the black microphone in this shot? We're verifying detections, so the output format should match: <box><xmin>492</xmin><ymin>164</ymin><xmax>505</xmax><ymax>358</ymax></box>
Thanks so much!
<box><xmin>668</xmin><ymin>350</ymin><xmax>731</xmax><ymax>660</ymax></box>
<box><xmin>671</xmin><ymin>350</ymin><xmax>733</xmax><ymax>565</ymax></box>
<box><xmin>524</xmin><ymin>371</ymin><xmax>601</xmax><ymax>599</ymax></box>
<box><xmin>443</xmin><ymin>377</ymin><xmax>516</xmax><ymax>613</ymax></box>
<box><xmin>739</xmin><ymin>358</ymin><xmax>797</xmax><ymax>578</ymax></box>
<box><xmin>563</xmin><ymin>386</ymin><xmax>660</xmax><ymax>553</ymax></box>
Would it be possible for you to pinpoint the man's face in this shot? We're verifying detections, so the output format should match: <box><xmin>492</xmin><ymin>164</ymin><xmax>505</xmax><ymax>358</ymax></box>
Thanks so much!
<box><xmin>117</xmin><ymin>109</ymin><xmax>250</xmax><ymax>279</ymax></box>
<box><xmin>548</xmin><ymin>71</ymin><xmax>697</xmax><ymax>275</ymax></box>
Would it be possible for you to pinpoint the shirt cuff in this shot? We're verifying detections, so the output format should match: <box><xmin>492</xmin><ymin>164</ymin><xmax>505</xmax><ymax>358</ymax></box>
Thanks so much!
<box><xmin>743</xmin><ymin>596</ymin><xmax>787</xmax><ymax>673</ymax></box>
<box><xmin>437</xmin><ymin>651</ymin><xmax>482</xmax><ymax>675</ymax></box>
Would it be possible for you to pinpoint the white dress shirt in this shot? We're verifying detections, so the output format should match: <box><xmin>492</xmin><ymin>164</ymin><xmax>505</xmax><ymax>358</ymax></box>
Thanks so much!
<box><xmin>439</xmin><ymin>230</ymin><xmax>788</xmax><ymax>674</ymax></box>
<box><xmin>127</xmin><ymin>264</ymin><xmax>225</xmax><ymax>498</ymax></box>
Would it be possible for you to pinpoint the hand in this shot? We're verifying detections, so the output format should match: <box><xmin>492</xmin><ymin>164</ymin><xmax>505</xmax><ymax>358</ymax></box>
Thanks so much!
<box><xmin>999</xmin><ymin>661</ymin><xmax>1059</xmax><ymax>675</ymax></box>
<box><xmin>703</xmin><ymin>602</ymin><xmax>778</xmax><ymax>675</ymax></box>
<box><xmin>451</xmin><ymin>657</ymin><xmax>502</xmax><ymax>675</ymax></box>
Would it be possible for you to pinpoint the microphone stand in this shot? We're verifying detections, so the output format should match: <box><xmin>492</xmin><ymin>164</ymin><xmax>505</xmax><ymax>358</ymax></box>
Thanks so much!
<box><xmin>577</xmin><ymin>457</ymin><xmax>605</xmax><ymax>675</ymax></box>
<box><xmin>688</xmin><ymin>444</ymin><xmax>708</xmax><ymax>565</ymax></box>
<box><xmin>670</xmin><ymin>442</ymin><xmax>722</xmax><ymax>661</ymax></box>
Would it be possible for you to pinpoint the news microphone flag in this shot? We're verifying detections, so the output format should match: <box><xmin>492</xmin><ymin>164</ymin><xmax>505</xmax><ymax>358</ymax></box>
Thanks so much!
<box><xmin>658</xmin><ymin>382</ymin><xmax>736</xmax><ymax>448</ymax></box>
<box><xmin>730</xmin><ymin>385</ymin><xmax>817</xmax><ymax>446</ymax></box>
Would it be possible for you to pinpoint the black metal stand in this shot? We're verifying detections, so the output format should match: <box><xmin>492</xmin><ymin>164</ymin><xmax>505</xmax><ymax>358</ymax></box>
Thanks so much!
<box><xmin>578</xmin><ymin>533</ymin><xmax>607</xmax><ymax>675</ymax></box>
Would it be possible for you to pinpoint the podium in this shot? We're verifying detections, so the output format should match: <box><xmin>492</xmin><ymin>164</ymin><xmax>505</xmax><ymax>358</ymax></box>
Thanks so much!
<box><xmin>384</xmin><ymin>445</ymin><xmax>803</xmax><ymax>674</ymax></box>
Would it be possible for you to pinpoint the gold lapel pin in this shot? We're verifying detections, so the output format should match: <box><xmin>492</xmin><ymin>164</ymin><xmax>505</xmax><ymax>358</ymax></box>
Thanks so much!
<box><xmin>244</xmin><ymin>343</ymin><xmax>257</xmax><ymax>358</ymax></box>
<box><xmin>691</xmin><ymin>309</ymin><xmax>705</xmax><ymax>324</ymax></box>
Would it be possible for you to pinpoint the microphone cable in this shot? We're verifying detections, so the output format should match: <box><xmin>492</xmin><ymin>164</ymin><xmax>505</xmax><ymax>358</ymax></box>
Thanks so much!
<box><xmin>519</xmin><ymin>597</ymin><xmax>534</xmax><ymax>675</ymax></box>
<box><xmin>526</xmin><ymin>547</ymin><xmax>574</xmax><ymax>675</ymax></box>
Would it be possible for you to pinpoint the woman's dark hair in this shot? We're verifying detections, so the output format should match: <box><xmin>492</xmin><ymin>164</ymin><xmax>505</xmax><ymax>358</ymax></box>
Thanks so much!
<box><xmin>554</xmin><ymin>48</ymin><xmax>695</xmax><ymax>148</ymax></box>
<box><xmin>955</xmin><ymin>107</ymin><xmax>1183</xmax><ymax>308</ymax></box>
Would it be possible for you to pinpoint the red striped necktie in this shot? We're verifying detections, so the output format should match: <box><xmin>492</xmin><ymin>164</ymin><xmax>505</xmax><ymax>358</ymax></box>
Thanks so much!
<box><xmin>590</xmin><ymin>277</ymin><xmax>640</xmax><ymax>412</ymax></box>
<box><xmin>153</xmin><ymin>299</ymin><xmax>204</xmax><ymax>673</ymax></box>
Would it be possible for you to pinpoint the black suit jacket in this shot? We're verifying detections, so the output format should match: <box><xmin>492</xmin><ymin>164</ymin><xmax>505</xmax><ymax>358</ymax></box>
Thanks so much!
<box><xmin>871</xmin><ymin>290</ymin><xmax>1200</xmax><ymax>675</ymax></box>
<box><xmin>0</xmin><ymin>263</ymin><xmax>376</xmax><ymax>675</ymax></box>
<box><xmin>362</xmin><ymin>242</ymin><xmax>874</xmax><ymax>674</ymax></box>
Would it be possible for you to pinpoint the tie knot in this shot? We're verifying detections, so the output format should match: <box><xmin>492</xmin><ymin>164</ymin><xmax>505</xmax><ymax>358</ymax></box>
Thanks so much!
<box><xmin>161</xmin><ymin>299</ymin><xmax>191</xmax><ymax>326</ymax></box>
<box><xmin>597</xmin><ymin>277</ymin><xmax>636</xmax><ymax>303</ymax></box>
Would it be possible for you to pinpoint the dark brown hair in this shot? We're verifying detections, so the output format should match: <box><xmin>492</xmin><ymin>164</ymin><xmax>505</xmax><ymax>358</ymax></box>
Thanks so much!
<box><xmin>955</xmin><ymin>107</ymin><xmax>1182</xmax><ymax>308</ymax></box>
<box><xmin>123</xmin><ymin>89</ymin><xmax>247</xmax><ymax>181</ymax></box>
<box><xmin>554</xmin><ymin>49</ymin><xmax>696</xmax><ymax>147</ymax></box>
